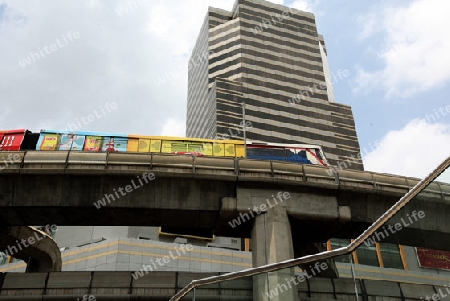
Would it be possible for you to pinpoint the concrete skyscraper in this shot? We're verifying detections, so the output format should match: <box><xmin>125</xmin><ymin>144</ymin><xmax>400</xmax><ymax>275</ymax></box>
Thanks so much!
<box><xmin>186</xmin><ymin>0</ymin><xmax>364</xmax><ymax>170</ymax></box>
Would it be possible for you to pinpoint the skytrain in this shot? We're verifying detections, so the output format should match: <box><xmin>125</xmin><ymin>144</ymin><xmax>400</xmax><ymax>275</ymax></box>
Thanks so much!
<box><xmin>0</xmin><ymin>129</ymin><xmax>328</xmax><ymax>166</ymax></box>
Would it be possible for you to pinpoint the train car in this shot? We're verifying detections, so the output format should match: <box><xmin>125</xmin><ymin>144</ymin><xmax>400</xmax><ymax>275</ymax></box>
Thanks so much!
<box><xmin>0</xmin><ymin>129</ymin><xmax>25</xmax><ymax>151</ymax></box>
<box><xmin>126</xmin><ymin>134</ymin><xmax>245</xmax><ymax>157</ymax></box>
<box><xmin>33</xmin><ymin>129</ymin><xmax>246</xmax><ymax>158</ymax></box>
<box><xmin>246</xmin><ymin>142</ymin><xmax>328</xmax><ymax>166</ymax></box>
<box><xmin>36</xmin><ymin>129</ymin><xmax>129</xmax><ymax>152</ymax></box>
<box><xmin>0</xmin><ymin>129</ymin><xmax>39</xmax><ymax>151</ymax></box>
<box><xmin>0</xmin><ymin>129</ymin><xmax>328</xmax><ymax>166</ymax></box>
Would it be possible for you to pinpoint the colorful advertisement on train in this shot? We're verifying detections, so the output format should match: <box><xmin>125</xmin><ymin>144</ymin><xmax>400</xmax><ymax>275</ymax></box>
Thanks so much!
<box><xmin>36</xmin><ymin>130</ymin><xmax>128</xmax><ymax>152</ymax></box>
<box><xmin>59</xmin><ymin>134</ymin><xmax>85</xmax><ymax>150</ymax></box>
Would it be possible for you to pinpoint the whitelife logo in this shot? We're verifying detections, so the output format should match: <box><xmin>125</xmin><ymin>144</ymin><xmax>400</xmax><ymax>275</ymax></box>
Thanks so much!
<box><xmin>1</xmin><ymin>224</ymin><xmax>58</xmax><ymax>258</ymax></box>
<box><xmin>62</xmin><ymin>102</ymin><xmax>119</xmax><ymax>132</ymax></box>
<box><xmin>364</xmin><ymin>210</ymin><xmax>426</xmax><ymax>247</ymax></box>
<box><xmin>251</xmin><ymin>7</ymin><xmax>296</xmax><ymax>35</ymax></box>
<box><xmin>93</xmin><ymin>172</ymin><xmax>155</xmax><ymax>209</ymax></box>
<box><xmin>228</xmin><ymin>192</ymin><xmax>291</xmax><ymax>228</ymax></box>
<box><xmin>420</xmin><ymin>284</ymin><xmax>450</xmax><ymax>301</ymax></box>
<box><xmin>115</xmin><ymin>0</ymin><xmax>148</xmax><ymax>16</ymax></box>
<box><xmin>287</xmin><ymin>69</ymin><xmax>350</xmax><ymax>106</ymax></box>
<box><xmin>132</xmin><ymin>244</ymin><xmax>194</xmax><ymax>279</ymax></box>
<box><xmin>266</xmin><ymin>262</ymin><xmax>329</xmax><ymax>299</ymax></box>
<box><xmin>0</xmin><ymin>153</ymin><xmax>22</xmax><ymax>170</ymax></box>
<box><xmin>18</xmin><ymin>31</ymin><xmax>80</xmax><ymax>68</ymax></box>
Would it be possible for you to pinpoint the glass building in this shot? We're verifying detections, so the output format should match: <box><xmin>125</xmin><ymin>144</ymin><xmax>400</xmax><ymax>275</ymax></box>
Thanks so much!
<box><xmin>186</xmin><ymin>0</ymin><xmax>364</xmax><ymax>170</ymax></box>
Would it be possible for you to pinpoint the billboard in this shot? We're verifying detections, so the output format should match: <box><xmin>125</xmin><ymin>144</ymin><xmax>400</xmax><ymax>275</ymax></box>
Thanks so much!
<box><xmin>416</xmin><ymin>247</ymin><xmax>450</xmax><ymax>270</ymax></box>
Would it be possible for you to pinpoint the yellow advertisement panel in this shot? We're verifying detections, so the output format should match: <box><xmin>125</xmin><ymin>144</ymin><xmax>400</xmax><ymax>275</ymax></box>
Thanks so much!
<box><xmin>161</xmin><ymin>140</ymin><xmax>175</xmax><ymax>153</ymax></box>
<box><xmin>187</xmin><ymin>143</ymin><xmax>203</xmax><ymax>153</ymax></box>
<box><xmin>138</xmin><ymin>139</ymin><xmax>150</xmax><ymax>153</ymax></box>
<box><xmin>84</xmin><ymin>136</ymin><xmax>103</xmax><ymax>151</ymax></box>
<box><xmin>213</xmin><ymin>143</ymin><xmax>225</xmax><ymax>156</ymax></box>
<box><xmin>126</xmin><ymin>138</ymin><xmax>139</xmax><ymax>152</ymax></box>
<box><xmin>201</xmin><ymin>142</ymin><xmax>213</xmax><ymax>156</ymax></box>
<box><xmin>40</xmin><ymin>134</ymin><xmax>59</xmax><ymax>150</ymax></box>
<box><xmin>150</xmin><ymin>140</ymin><xmax>161</xmax><ymax>152</ymax></box>
<box><xmin>224</xmin><ymin>144</ymin><xmax>236</xmax><ymax>157</ymax></box>
<box><xmin>236</xmin><ymin>144</ymin><xmax>245</xmax><ymax>157</ymax></box>
<box><xmin>171</xmin><ymin>142</ymin><xmax>187</xmax><ymax>152</ymax></box>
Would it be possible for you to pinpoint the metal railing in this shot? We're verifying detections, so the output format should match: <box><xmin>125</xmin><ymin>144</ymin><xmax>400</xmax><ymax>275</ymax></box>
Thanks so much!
<box><xmin>169</xmin><ymin>155</ymin><xmax>450</xmax><ymax>301</ymax></box>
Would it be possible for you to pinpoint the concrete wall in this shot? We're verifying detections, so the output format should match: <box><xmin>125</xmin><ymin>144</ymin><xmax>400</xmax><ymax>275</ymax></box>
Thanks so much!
<box><xmin>1</xmin><ymin>271</ymin><xmax>449</xmax><ymax>300</ymax></box>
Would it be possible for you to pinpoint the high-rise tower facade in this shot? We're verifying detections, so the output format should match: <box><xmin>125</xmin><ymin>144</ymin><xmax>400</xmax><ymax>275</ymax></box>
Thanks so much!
<box><xmin>186</xmin><ymin>0</ymin><xmax>364</xmax><ymax>170</ymax></box>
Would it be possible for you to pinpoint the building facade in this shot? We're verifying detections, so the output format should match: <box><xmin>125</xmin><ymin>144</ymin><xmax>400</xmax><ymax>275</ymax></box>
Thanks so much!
<box><xmin>2</xmin><ymin>226</ymin><xmax>450</xmax><ymax>291</ymax></box>
<box><xmin>186</xmin><ymin>0</ymin><xmax>364</xmax><ymax>170</ymax></box>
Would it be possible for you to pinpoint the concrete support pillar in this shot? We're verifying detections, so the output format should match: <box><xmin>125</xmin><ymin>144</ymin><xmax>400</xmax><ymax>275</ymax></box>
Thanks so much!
<box><xmin>251</xmin><ymin>205</ymin><xmax>299</xmax><ymax>301</ymax></box>
<box><xmin>0</xmin><ymin>226</ymin><xmax>62</xmax><ymax>273</ymax></box>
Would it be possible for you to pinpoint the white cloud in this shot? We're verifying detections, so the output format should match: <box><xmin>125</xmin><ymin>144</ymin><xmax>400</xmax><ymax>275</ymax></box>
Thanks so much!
<box><xmin>0</xmin><ymin>0</ymin><xmax>233</xmax><ymax>136</ymax></box>
<box><xmin>161</xmin><ymin>118</ymin><xmax>185</xmax><ymax>137</ymax></box>
<box><xmin>353</xmin><ymin>0</ymin><xmax>450</xmax><ymax>98</ymax></box>
<box><xmin>363</xmin><ymin>119</ymin><xmax>450</xmax><ymax>180</ymax></box>
<box><xmin>290</xmin><ymin>0</ymin><xmax>314</xmax><ymax>12</ymax></box>
<box><xmin>269</xmin><ymin>0</ymin><xmax>284</xmax><ymax>5</ymax></box>
<box><xmin>355</xmin><ymin>11</ymin><xmax>377</xmax><ymax>40</ymax></box>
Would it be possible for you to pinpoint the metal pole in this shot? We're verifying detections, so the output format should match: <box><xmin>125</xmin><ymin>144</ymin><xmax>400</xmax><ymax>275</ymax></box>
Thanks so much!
<box><xmin>350</xmin><ymin>255</ymin><xmax>359</xmax><ymax>300</ymax></box>
<box><xmin>242</xmin><ymin>102</ymin><xmax>246</xmax><ymax>157</ymax></box>
<box><xmin>192</xmin><ymin>288</ymin><xmax>196</xmax><ymax>301</ymax></box>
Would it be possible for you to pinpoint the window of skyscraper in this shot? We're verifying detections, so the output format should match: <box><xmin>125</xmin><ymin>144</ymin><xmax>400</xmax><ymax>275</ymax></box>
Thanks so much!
<box><xmin>329</xmin><ymin>238</ymin><xmax>352</xmax><ymax>263</ymax></box>
<box><xmin>379</xmin><ymin>243</ymin><xmax>404</xmax><ymax>269</ymax></box>
<box><xmin>356</xmin><ymin>244</ymin><xmax>379</xmax><ymax>267</ymax></box>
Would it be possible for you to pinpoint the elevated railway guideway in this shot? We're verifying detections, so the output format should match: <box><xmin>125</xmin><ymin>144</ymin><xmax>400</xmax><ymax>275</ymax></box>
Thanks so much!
<box><xmin>0</xmin><ymin>150</ymin><xmax>449</xmax><ymax>245</ymax></box>
<box><xmin>0</xmin><ymin>151</ymin><xmax>449</xmax><ymax>280</ymax></box>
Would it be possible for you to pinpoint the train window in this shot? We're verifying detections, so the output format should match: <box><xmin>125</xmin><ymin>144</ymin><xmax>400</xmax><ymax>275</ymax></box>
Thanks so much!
<box><xmin>285</xmin><ymin>148</ymin><xmax>295</xmax><ymax>157</ymax></box>
<box><xmin>315</xmin><ymin>149</ymin><xmax>324</xmax><ymax>160</ymax></box>
<box><xmin>246</xmin><ymin>148</ymin><xmax>261</xmax><ymax>157</ymax></box>
<box><xmin>297</xmin><ymin>150</ymin><xmax>307</xmax><ymax>158</ymax></box>
<box><xmin>260</xmin><ymin>148</ymin><xmax>285</xmax><ymax>158</ymax></box>
<box><xmin>379</xmin><ymin>243</ymin><xmax>404</xmax><ymax>269</ymax></box>
<box><xmin>329</xmin><ymin>238</ymin><xmax>352</xmax><ymax>263</ymax></box>
<box><xmin>356</xmin><ymin>243</ymin><xmax>379</xmax><ymax>267</ymax></box>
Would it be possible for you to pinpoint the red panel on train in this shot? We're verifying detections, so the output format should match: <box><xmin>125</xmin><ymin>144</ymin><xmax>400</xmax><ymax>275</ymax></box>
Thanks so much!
<box><xmin>0</xmin><ymin>129</ymin><xmax>26</xmax><ymax>151</ymax></box>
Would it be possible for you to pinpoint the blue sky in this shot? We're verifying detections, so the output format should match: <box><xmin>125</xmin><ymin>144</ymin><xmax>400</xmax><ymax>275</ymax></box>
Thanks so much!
<box><xmin>296</xmin><ymin>0</ymin><xmax>450</xmax><ymax>178</ymax></box>
<box><xmin>0</xmin><ymin>4</ymin><xmax>5</xmax><ymax>20</ymax></box>
<box><xmin>0</xmin><ymin>0</ymin><xmax>448</xmax><ymax>179</ymax></box>
<box><xmin>308</xmin><ymin>0</ymin><xmax>449</xmax><ymax>144</ymax></box>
